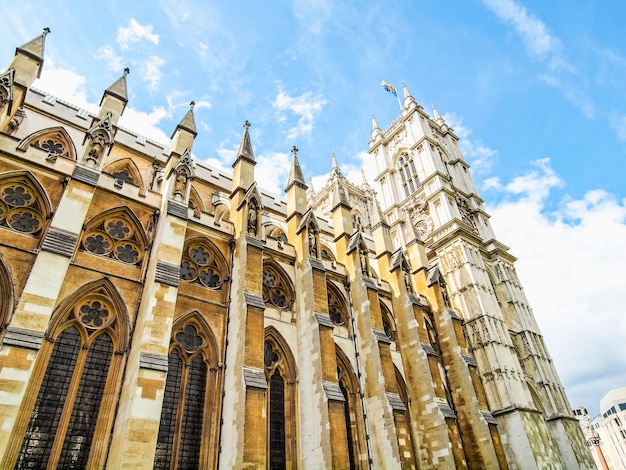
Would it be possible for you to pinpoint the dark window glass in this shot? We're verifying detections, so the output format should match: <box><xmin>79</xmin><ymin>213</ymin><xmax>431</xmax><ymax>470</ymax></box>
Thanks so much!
<box><xmin>154</xmin><ymin>349</ymin><xmax>183</xmax><ymax>469</ymax></box>
<box><xmin>178</xmin><ymin>355</ymin><xmax>207</xmax><ymax>469</ymax></box>
<box><xmin>340</xmin><ymin>382</ymin><xmax>357</xmax><ymax>470</ymax></box>
<box><xmin>58</xmin><ymin>333</ymin><xmax>113</xmax><ymax>467</ymax></box>
<box><xmin>16</xmin><ymin>327</ymin><xmax>81</xmax><ymax>469</ymax></box>
<box><xmin>269</xmin><ymin>371</ymin><xmax>286</xmax><ymax>470</ymax></box>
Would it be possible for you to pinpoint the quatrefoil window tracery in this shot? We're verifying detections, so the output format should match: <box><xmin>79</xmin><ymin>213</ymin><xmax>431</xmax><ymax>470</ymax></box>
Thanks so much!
<box><xmin>327</xmin><ymin>288</ymin><xmax>347</xmax><ymax>326</ymax></box>
<box><xmin>174</xmin><ymin>324</ymin><xmax>205</xmax><ymax>353</ymax></box>
<box><xmin>0</xmin><ymin>179</ymin><xmax>45</xmax><ymax>236</ymax></box>
<box><xmin>82</xmin><ymin>217</ymin><xmax>143</xmax><ymax>265</ymax></box>
<box><xmin>180</xmin><ymin>243</ymin><xmax>223</xmax><ymax>289</ymax></box>
<box><xmin>262</xmin><ymin>265</ymin><xmax>292</xmax><ymax>310</ymax></box>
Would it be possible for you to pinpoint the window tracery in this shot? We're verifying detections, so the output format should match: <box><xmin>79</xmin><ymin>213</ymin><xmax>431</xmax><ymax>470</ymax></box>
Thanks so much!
<box><xmin>155</xmin><ymin>314</ymin><xmax>219</xmax><ymax>469</ymax></box>
<box><xmin>17</xmin><ymin>127</ymin><xmax>76</xmax><ymax>162</ymax></box>
<box><xmin>11</xmin><ymin>280</ymin><xmax>128</xmax><ymax>469</ymax></box>
<box><xmin>81</xmin><ymin>215</ymin><xmax>144</xmax><ymax>265</ymax></box>
<box><xmin>398</xmin><ymin>153</ymin><xmax>419</xmax><ymax>198</ymax></box>
<box><xmin>0</xmin><ymin>175</ymin><xmax>47</xmax><ymax>237</ymax></box>
<box><xmin>327</xmin><ymin>283</ymin><xmax>349</xmax><ymax>326</ymax></box>
<box><xmin>262</xmin><ymin>264</ymin><xmax>293</xmax><ymax>310</ymax></box>
<box><xmin>180</xmin><ymin>241</ymin><xmax>224</xmax><ymax>290</ymax></box>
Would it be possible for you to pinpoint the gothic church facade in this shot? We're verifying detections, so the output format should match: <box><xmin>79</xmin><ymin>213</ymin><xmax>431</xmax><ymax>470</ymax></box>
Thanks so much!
<box><xmin>0</xmin><ymin>30</ymin><xmax>593</xmax><ymax>469</ymax></box>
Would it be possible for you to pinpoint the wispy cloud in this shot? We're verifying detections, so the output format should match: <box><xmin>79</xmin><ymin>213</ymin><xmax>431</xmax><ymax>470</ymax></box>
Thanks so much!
<box><xmin>481</xmin><ymin>0</ymin><xmax>567</xmax><ymax>71</ymax></box>
<box><xmin>443</xmin><ymin>113</ymin><xmax>498</xmax><ymax>173</ymax></box>
<box><xmin>610</xmin><ymin>113</ymin><xmax>626</xmax><ymax>141</ymax></box>
<box><xmin>273</xmin><ymin>90</ymin><xmax>328</xmax><ymax>141</ymax></box>
<box><xmin>95</xmin><ymin>45</ymin><xmax>123</xmax><ymax>72</ymax></box>
<box><xmin>484</xmin><ymin>159</ymin><xmax>626</xmax><ymax>412</ymax></box>
<box><xmin>142</xmin><ymin>55</ymin><xmax>165</xmax><ymax>92</ymax></box>
<box><xmin>117</xmin><ymin>19</ymin><xmax>159</xmax><ymax>51</ymax></box>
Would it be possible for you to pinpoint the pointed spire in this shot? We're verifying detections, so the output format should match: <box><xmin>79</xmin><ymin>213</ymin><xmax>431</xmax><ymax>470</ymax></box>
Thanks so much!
<box><xmin>234</xmin><ymin>120</ymin><xmax>255</xmax><ymax>164</ymax></box>
<box><xmin>307</xmin><ymin>176</ymin><xmax>316</xmax><ymax>201</ymax></box>
<box><xmin>402</xmin><ymin>81</ymin><xmax>417</xmax><ymax>110</ymax></box>
<box><xmin>101</xmin><ymin>67</ymin><xmax>129</xmax><ymax>108</ymax></box>
<box><xmin>330</xmin><ymin>151</ymin><xmax>342</xmax><ymax>179</ymax></box>
<box><xmin>361</xmin><ymin>169</ymin><xmax>371</xmax><ymax>189</ymax></box>
<box><xmin>371</xmin><ymin>198</ymin><xmax>388</xmax><ymax>229</ymax></box>
<box><xmin>15</xmin><ymin>28</ymin><xmax>50</xmax><ymax>77</ymax></box>
<box><xmin>171</xmin><ymin>100</ymin><xmax>197</xmax><ymax>138</ymax></box>
<box><xmin>432</xmin><ymin>103</ymin><xmax>448</xmax><ymax>131</ymax></box>
<box><xmin>285</xmin><ymin>145</ymin><xmax>307</xmax><ymax>192</ymax></box>
<box><xmin>331</xmin><ymin>177</ymin><xmax>351</xmax><ymax>211</ymax></box>
<box><xmin>371</xmin><ymin>114</ymin><xmax>380</xmax><ymax>131</ymax></box>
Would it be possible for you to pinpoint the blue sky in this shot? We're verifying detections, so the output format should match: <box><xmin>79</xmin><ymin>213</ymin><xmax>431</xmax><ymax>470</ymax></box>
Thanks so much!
<box><xmin>2</xmin><ymin>1</ymin><xmax>626</xmax><ymax>416</ymax></box>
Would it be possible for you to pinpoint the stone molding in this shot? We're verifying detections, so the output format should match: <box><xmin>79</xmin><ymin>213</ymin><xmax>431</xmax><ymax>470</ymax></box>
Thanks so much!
<box><xmin>3</xmin><ymin>326</ymin><xmax>44</xmax><ymax>350</ymax></box>
<box><xmin>41</xmin><ymin>227</ymin><xmax>78</xmax><ymax>257</ymax></box>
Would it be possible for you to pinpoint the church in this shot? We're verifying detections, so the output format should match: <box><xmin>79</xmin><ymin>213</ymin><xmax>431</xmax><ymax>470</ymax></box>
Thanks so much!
<box><xmin>0</xmin><ymin>29</ymin><xmax>594</xmax><ymax>468</ymax></box>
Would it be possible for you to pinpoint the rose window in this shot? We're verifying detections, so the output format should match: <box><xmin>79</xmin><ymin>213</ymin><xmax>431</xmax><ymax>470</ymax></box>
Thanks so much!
<box><xmin>262</xmin><ymin>266</ymin><xmax>292</xmax><ymax>310</ymax></box>
<box><xmin>81</xmin><ymin>217</ymin><xmax>143</xmax><ymax>265</ymax></box>
<box><xmin>0</xmin><ymin>181</ymin><xmax>45</xmax><ymax>236</ymax></box>
<box><xmin>180</xmin><ymin>243</ymin><xmax>223</xmax><ymax>290</ymax></box>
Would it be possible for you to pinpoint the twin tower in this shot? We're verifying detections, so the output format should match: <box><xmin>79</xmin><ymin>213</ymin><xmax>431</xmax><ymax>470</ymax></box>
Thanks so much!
<box><xmin>0</xmin><ymin>29</ymin><xmax>593</xmax><ymax>468</ymax></box>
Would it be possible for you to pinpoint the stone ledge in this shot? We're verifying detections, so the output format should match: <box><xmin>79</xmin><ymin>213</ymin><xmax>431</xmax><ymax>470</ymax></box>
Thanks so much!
<box><xmin>3</xmin><ymin>326</ymin><xmax>44</xmax><ymax>350</ymax></box>
<box><xmin>166</xmin><ymin>200</ymin><xmax>188</xmax><ymax>220</ymax></box>
<box><xmin>372</xmin><ymin>328</ymin><xmax>391</xmax><ymax>344</ymax></box>
<box><xmin>322</xmin><ymin>381</ymin><xmax>345</xmax><ymax>402</ymax></box>
<box><xmin>243</xmin><ymin>367</ymin><xmax>267</xmax><ymax>389</ymax></box>
<box><xmin>72</xmin><ymin>164</ymin><xmax>100</xmax><ymax>186</ymax></box>
<box><xmin>422</xmin><ymin>343</ymin><xmax>438</xmax><ymax>356</ymax></box>
<box><xmin>155</xmin><ymin>260</ymin><xmax>180</xmax><ymax>287</ymax></box>
<box><xmin>314</xmin><ymin>312</ymin><xmax>335</xmax><ymax>329</ymax></box>
<box><xmin>41</xmin><ymin>227</ymin><xmax>78</xmax><ymax>257</ymax></box>
<box><xmin>461</xmin><ymin>353</ymin><xmax>477</xmax><ymax>367</ymax></box>
<box><xmin>386</xmin><ymin>392</ymin><xmax>407</xmax><ymax>411</ymax></box>
<box><xmin>139</xmin><ymin>351</ymin><xmax>168</xmax><ymax>372</ymax></box>
<box><xmin>309</xmin><ymin>258</ymin><xmax>325</xmax><ymax>272</ymax></box>
<box><xmin>245</xmin><ymin>234</ymin><xmax>264</xmax><ymax>250</ymax></box>
<box><xmin>244</xmin><ymin>291</ymin><xmax>265</xmax><ymax>310</ymax></box>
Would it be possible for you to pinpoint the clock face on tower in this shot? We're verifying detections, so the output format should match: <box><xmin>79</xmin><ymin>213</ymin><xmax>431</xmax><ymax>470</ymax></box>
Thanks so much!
<box><xmin>414</xmin><ymin>214</ymin><xmax>433</xmax><ymax>238</ymax></box>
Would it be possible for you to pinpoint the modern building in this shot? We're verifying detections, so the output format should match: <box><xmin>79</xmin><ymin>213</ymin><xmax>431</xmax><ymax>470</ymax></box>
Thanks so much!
<box><xmin>589</xmin><ymin>388</ymin><xmax>626</xmax><ymax>469</ymax></box>
<box><xmin>0</xmin><ymin>29</ymin><xmax>594</xmax><ymax>468</ymax></box>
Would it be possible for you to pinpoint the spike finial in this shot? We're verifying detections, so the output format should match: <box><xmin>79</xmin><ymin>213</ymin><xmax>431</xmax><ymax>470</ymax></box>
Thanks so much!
<box><xmin>291</xmin><ymin>145</ymin><xmax>298</xmax><ymax>158</ymax></box>
<box><xmin>244</xmin><ymin>120</ymin><xmax>250</xmax><ymax>130</ymax></box>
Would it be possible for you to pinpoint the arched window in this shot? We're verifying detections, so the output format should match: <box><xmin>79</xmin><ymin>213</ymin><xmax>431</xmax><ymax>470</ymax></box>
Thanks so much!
<box><xmin>17</xmin><ymin>126</ymin><xmax>77</xmax><ymax>162</ymax></box>
<box><xmin>154</xmin><ymin>312</ymin><xmax>220</xmax><ymax>469</ymax></box>
<box><xmin>264</xmin><ymin>327</ymin><xmax>297</xmax><ymax>470</ymax></box>
<box><xmin>336</xmin><ymin>348</ymin><xmax>367</xmax><ymax>470</ymax></box>
<box><xmin>7</xmin><ymin>279</ymin><xmax>129</xmax><ymax>469</ymax></box>
<box><xmin>102</xmin><ymin>157</ymin><xmax>144</xmax><ymax>193</ymax></box>
<box><xmin>0</xmin><ymin>171</ymin><xmax>50</xmax><ymax>237</ymax></box>
<box><xmin>327</xmin><ymin>282</ymin><xmax>349</xmax><ymax>327</ymax></box>
<box><xmin>394</xmin><ymin>367</ymin><xmax>419</xmax><ymax>467</ymax></box>
<box><xmin>262</xmin><ymin>262</ymin><xmax>294</xmax><ymax>310</ymax></box>
<box><xmin>0</xmin><ymin>256</ymin><xmax>14</xmax><ymax>335</ymax></box>
<box><xmin>380</xmin><ymin>301</ymin><xmax>396</xmax><ymax>342</ymax></box>
<box><xmin>80</xmin><ymin>207</ymin><xmax>148</xmax><ymax>266</ymax></box>
<box><xmin>180</xmin><ymin>238</ymin><xmax>228</xmax><ymax>291</ymax></box>
<box><xmin>398</xmin><ymin>153</ymin><xmax>419</xmax><ymax>198</ymax></box>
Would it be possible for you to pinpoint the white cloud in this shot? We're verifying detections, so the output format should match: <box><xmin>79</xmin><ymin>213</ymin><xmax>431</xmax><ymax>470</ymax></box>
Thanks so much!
<box><xmin>33</xmin><ymin>62</ymin><xmax>98</xmax><ymax>114</ymax></box>
<box><xmin>273</xmin><ymin>90</ymin><xmax>328</xmax><ymax>141</ymax></box>
<box><xmin>443</xmin><ymin>113</ymin><xmax>498</xmax><ymax>172</ymax></box>
<box><xmin>117</xmin><ymin>19</ymin><xmax>159</xmax><ymax>51</ymax></box>
<box><xmin>256</xmin><ymin>151</ymin><xmax>292</xmax><ymax>195</ymax></box>
<box><xmin>142</xmin><ymin>55</ymin><xmax>165</xmax><ymax>93</ymax></box>
<box><xmin>95</xmin><ymin>45</ymin><xmax>123</xmax><ymax>72</ymax></box>
<box><xmin>484</xmin><ymin>159</ymin><xmax>626</xmax><ymax>414</ymax></box>
<box><xmin>610</xmin><ymin>113</ymin><xmax>626</xmax><ymax>141</ymax></box>
<box><xmin>481</xmin><ymin>0</ymin><xmax>565</xmax><ymax>69</ymax></box>
<box><xmin>119</xmin><ymin>106</ymin><xmax>170</xmax><ymax>144</ymax></box>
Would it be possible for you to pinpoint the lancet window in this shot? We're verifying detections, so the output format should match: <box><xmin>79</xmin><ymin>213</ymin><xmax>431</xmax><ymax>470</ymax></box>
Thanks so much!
<box><xmin>154</xmin><ymin>314</ymin><xmax>220</xmax><ymax>469</ymax></box>
<box><xmin>80</xmin><ymin>210</ymin><xmax>146</xmax><ymax>266</ymax></box>
<box><xmin>0</xmin><ymin>173</ymin><xmax>48</xmax><ymax>237</ymax></box>
<box><xmin>264</xmin><ymin>328</ymin><xmax>297</xmax><ymax>470</ymax></box>
<box><xmin>9</xmin><ymin>280</ymin><xmax>128</xmax><ymax>469</ymax></box>
<box><xmin>327</xmin><ymin>282</ymin><xmax>349</xmax><ymax>327</ymax></box>
<box><xmin>336</xmin><ymin>348</ymin><xmax>367</xmax><ymax>470</ymax></box>
<box><xmin>398</xmin><ymin>153</ymin><xmax>419</xmax><ymax>198</ymax></box>
<box><xmin>180</xmin><ymin>240</ymin><xmax>226</xmax><ymax>290</ymax></box>
<box><xmin>380</xmin><ymin>302</ymin><xmax>397</xmax><ymax>342</ymax></box>
<box><xmin>262</xmin><ymin>263</ymin><xmax>294</xmax><ymax>310</ymax></box>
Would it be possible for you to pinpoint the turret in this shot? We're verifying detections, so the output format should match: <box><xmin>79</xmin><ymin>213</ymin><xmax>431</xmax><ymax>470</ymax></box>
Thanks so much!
<box><xmin>285</xmin><ymin>146</ymin><xmax>307</xmax><ymax>219</ymax></box>
<box><xmin>402</xmin><ymin>82</ymin><xmax>417</xmax><ymax>112</ymax></box>
<box><xmin>231</xmin><ymin>120</ymin><xmax>255</xmax><ymax>193</ymax></box>
<box><xmin>170</xmin><ymin>101</ymin><xmax>197</xmax><ymax>156</ymax></box>
<box><xmin>98</xmin><ymin>68</ymin><xmax>129</xmax><ymax>125</ymax></box>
